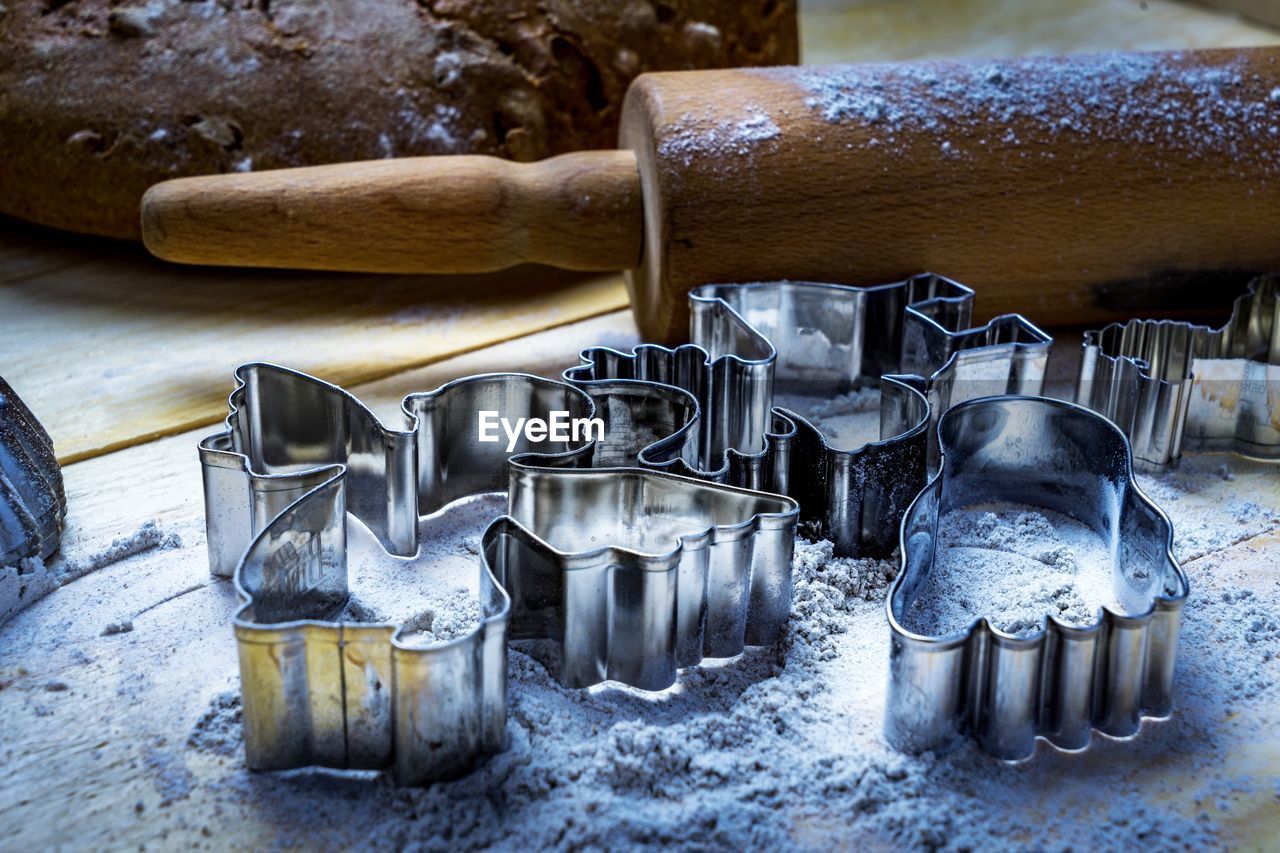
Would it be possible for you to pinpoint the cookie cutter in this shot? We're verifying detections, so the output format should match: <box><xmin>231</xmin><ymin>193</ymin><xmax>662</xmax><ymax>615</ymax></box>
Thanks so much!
<box><xmin>1075</xmin><ymin>274</ymin><xmax>1279</xmax><ymax>471</ymax></box>
<box><xmin>200</xmin><ymin>363</ymin><xmax>796</xmax><ymax>784</ymax></box>
<box><xmin>199</xmin><ymin>275</ymin><xmax>1060</xmax><ymax>783</ymax></box>
<box><xmin>1</xmin><ymin>375</ymin><xmax>65</xmax><ymax>566</ymax></box>
<box><xmin>885</xmin><ymin>396</ymin><xmax>1188</xmax><ymax>760</ymax></box>
<box><xmin>566</xmin><ymin>274</ymin><xmax>1052</xmax><ymax>557</ymax></box>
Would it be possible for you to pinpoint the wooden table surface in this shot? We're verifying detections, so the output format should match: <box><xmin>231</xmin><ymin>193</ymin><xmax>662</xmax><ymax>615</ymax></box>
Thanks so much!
<box><xmin>2</xmin><ymin>0</ymin><xmax>1277</xmax><ymax>467</ymax></box>
<box><xmin>2</xmin><ymin>0</ymin><xmax>1278</xmax><ymax>848</ymax></box>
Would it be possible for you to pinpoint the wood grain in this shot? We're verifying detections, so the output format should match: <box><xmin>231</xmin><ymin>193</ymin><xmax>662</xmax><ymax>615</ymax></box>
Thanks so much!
<box><xmin>620</xmin><ymin>46</ymin><xmax>1280</xmax><ymax>342</ymax></box>
<box><xmin>0</xmin><ymin>217</ymin><xmax>629</xmax><ymax>464</ymax></box>
<box><xmin>800</xmin><ymin>0</ymin><xmax>1280</xmax><ymax>63</ymax></box>
<box><xmin>143</xmin><ymin>151</ymin><xmax>644</xmax><ymax>274</ymax></box>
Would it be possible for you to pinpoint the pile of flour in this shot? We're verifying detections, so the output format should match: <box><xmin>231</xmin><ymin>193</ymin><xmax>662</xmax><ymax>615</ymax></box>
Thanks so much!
<box><xmin>901</xmin><ymin>504</ymin><xmax>1122</xmax><ymax>637</ymax></box>
<box><xmin>170</xmin><ymin>452</ymin><xmax>1278</xmax><ymax>849</ymax></box>
<box><xmin>7</xmin><ymin>448</ymin><xmax>1272</xmax><ymax>848</ymax></box>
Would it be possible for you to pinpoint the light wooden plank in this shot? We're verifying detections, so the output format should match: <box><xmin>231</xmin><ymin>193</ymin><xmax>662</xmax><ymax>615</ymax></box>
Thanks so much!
<box><xmin>43</xmin><ymin>310</ymin><xmax>638</xmax><ymax>560</ymax></box>
<box><xmin>0</xmin><ymin>217</ymin><xmax>629</xmax><ymax>465</ymax></box>
<box><xmin>801</xmin><ymin>0</ymin><xmax>1280</xmax><ymax>64</ymax></box>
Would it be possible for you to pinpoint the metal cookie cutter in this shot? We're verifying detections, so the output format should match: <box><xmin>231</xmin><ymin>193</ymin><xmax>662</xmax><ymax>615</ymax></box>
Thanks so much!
<box><xmin>885</xmin><ymin>396</ymin><xmax>1188</xmax><ymax>760</ymax></box>
<box><xmin>1075</xmin><ymin>274</ymin><xmax>1279</xmax><ymax>471</ymax></box>
<box><xmin>1</xmin><ymin>375</ymin><xmax>66</xmax><ymax>566</ymax></box>
<box><xmin>567</xmin><ymin>274</ymin><xmax>1052</xmax><ymax>557</ymax></box>
<box><xmin>201</xmin><ymin>363</ymin><xmax>796</xmax><ymax>784</ymax></box>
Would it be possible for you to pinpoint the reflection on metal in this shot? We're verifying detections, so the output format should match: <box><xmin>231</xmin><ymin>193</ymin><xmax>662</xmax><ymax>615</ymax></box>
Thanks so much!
<box><xmin>204</xmin><ymin>276</ymin><xmax>1179</xmax><ymax>785</ymax></box>
<box><xmin>568</xmin><ymin>275</ymin><xmax>1051</xmax><ymax>557</ymax></box>
<box><xmin>885</xmin><ymin>397</ymin><xmax>1187</xmax><ymax>760</ymax></box>
<box><xmin>201</xmin><ymin>364</ymin><xmax>796</xmax><ymax>785</ymax></box>
<box><xmin>1077</xmin><ymin>274</ymin><xmax>1280</xmax><ymax>471</ymax></box>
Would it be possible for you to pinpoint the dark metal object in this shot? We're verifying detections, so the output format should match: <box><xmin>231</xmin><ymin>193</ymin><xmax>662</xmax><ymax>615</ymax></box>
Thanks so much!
<box><xmin>1</xmin><ymin>376</ymin><xmax>65</xmax><ymax>566</ymax></box>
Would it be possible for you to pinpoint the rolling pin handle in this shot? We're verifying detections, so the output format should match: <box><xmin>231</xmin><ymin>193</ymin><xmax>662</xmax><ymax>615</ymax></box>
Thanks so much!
<box><xmin>141</xmin><ymin>151</ymin><xmax>645</xmax><ymax>274</ymax></box>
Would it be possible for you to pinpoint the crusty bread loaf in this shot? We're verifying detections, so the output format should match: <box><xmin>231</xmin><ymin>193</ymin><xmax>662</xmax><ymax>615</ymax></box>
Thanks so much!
<box><xmin>0</xmin><ymin>0</ymin><xmax>797</xmax><ymax>239</ymax></box>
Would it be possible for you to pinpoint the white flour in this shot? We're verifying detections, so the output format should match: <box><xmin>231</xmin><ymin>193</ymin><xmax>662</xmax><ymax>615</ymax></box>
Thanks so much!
<box><xmin>0</xmin><ymin>520</ymin><xmax>182</xmax><ymax>627</ymax></box>
<box><xmin>901</xmin><ymin>504</ymin><xmax>1123</xmax><ymax>637</ymax></box>
<box><xmin>787</xmin><ymin>53</ymin><xmax>1280</xmax><ymax>166</ymax></box>
<box><xmin>775</xmin><ymin>386</ymin><xmax>882</xmax><ymax>450</ymax></box>
<box><xmin>188</xmin><ymin>452</ymin><xmax>1277</xmax><ymax>849</ymax></box>
<box><xmin>658</xmin><ymin>104</ymin><xmax>781</xmax><ymax>167</ymax></box>
<box><xmin>3</xmin><ymin>452</ymin><xmax>1278</xmax><ymax>849</ymax></box>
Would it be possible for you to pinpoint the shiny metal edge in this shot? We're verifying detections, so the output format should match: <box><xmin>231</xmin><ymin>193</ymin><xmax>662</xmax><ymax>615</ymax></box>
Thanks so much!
<box><xmin>204</xmin><ymin>363</ymin><xmax>798</xmax><ymax>784</ymax></box>
<box><xmin>1076</xmin><ymin>274</ymin><xmax>1279</xmax><ymax>470</ymax></box>
<box><xmin>884</xmin><ymin>395</ymin><xmax>1188</xmax><ymax>760</ymax></box>
<box><xmin>566</xmin><ymin>275</ymin><xmax>1052</xmax><ymax>558</ymax></box>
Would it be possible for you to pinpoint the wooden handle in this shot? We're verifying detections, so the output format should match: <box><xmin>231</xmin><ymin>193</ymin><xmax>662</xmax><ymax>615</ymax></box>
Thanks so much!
<box><xmin>141</xmin><ymin>151</ymin><xmax>643</xmax><ymax>273</ymax></box>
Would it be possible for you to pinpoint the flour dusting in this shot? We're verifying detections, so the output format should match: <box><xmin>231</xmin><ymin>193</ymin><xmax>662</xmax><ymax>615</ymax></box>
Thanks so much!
<box><xmin>788</xmin><ymin>53</ymin><xmax>1280</xmax><ymax>165</ymax></box>
<box><xmin>4</xmin><ymin>450</ymin><xmax>1279</xmax><ymax>848</ymax></box>
<box><xmin>659</xmin><ymin>104</ymin><xmax>781</xmax><ymax>167</ymax></box>
<box><xmin>775</xmin><ymin>386</ymin><xmax>882</xmax><ymax>450</ymax></box>
<box><xmin>901</xmin><ymin>505</ymin><xmax>1123</xmax><ymax>637</ymax></box>
<box><xmin>1</xmin><ymin>519</ymin><xmax>182</xmax><ymax>627</ymax></box>
<box><xmin>166</xmin><ymin>451</ymin><xmax>1274</xmax><ymax>848</ymax></box>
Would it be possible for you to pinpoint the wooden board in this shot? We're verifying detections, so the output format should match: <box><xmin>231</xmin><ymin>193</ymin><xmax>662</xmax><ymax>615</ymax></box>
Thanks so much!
<box><xmin>0</xmin><ymin>217</ymin><xmax>628</xmax><ymax>464</ymax></box>
<box><xmin>1</xmin><ymin>0</ymin><xmax>1276</xmax><ymax>466</ymax></box>
<box><xmin>2</xmin><ymin>311</ymin><xmax>1278</xmax><ymax>848</ymax></box>
<box><xmin>801</xmin><ymin>0</ymin><xmax>1280</xmax><ymax>64</ymax></box>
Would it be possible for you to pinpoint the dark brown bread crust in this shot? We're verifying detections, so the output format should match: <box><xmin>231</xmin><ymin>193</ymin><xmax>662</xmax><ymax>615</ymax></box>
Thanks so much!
<box><xmin>0</xmin><ymin>0</ymin><xmax>797</xmax><ymax>239</ymax></box>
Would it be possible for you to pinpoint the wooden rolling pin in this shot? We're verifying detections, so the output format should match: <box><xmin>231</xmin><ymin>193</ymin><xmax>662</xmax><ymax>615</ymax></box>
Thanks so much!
<box><xmin>142</xmin><ymin>47</ymin><xmax>1280</xmax><ymax>344</ymax></box>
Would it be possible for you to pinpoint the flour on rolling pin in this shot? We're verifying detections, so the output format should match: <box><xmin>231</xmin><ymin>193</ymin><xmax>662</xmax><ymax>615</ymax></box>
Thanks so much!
<box><xmin>658</xmin><ymin>106</ymin><xmax>781</xmax><ymax>166</ymax></box>
<box><xmin>715</xmin><ymin>54</ymin><xmax>1280</xmax><ymax>164</ymax></box>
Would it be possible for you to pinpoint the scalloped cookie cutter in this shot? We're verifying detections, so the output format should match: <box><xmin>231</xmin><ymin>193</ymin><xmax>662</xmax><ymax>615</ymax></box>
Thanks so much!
<box><xmin>1075</xmin><ymin>274</ymin><xmax>1279</xmax><ymax>471</ymax></box>
<box><xmin>885</xmin><ymin>396</ymin><xmax>1188</xmax><ymax>760</ymax></box>
<box><xmin>201</xmin><ymin>363</ymin><xmax>796</xmax><ymax>785</ymax></box>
